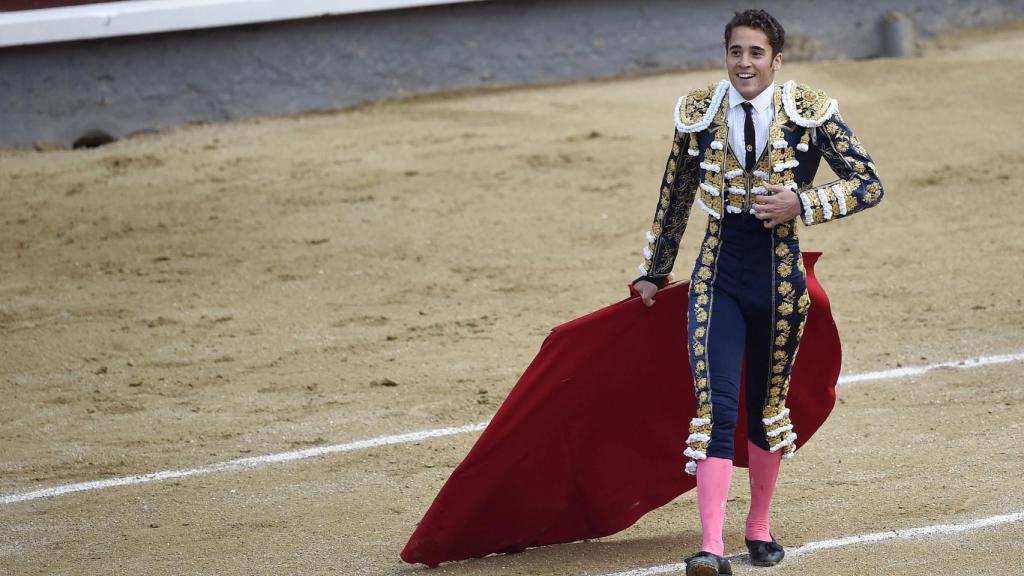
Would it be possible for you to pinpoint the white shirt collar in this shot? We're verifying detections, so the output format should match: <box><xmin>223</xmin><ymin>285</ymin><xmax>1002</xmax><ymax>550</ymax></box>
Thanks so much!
<box><xmin>729</xmin><ymin>82</ymin><xmax>775</xmax><ymax>113</ymax></box>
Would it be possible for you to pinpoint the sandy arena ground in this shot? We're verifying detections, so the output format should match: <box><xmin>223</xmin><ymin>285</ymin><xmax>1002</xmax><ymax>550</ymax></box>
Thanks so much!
<box><xmin>2</xmin><ymin>22</ymin><xmax>1024</xmax><ymax>576</ymax></box>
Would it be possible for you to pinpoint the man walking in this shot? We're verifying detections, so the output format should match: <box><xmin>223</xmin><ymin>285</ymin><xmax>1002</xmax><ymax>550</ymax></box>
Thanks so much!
<box><xmin>631</xmin><ymin>9</ymin><xmax>884</xmax><ymax>575</ymax></box>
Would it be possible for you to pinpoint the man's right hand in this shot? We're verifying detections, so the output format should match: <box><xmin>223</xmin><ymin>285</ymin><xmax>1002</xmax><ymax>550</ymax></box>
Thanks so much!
<box><xmin>633</xmin><ymin>280</ymin><xmax>659</xmax><ymax>307</ymax></box>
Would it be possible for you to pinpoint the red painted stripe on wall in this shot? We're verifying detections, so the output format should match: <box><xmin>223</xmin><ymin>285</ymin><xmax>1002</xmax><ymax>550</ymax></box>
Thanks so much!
<box><xmin>1</xmin><ymin>1</ymin><xmax>118</xmax><ymax>12</ymax></box>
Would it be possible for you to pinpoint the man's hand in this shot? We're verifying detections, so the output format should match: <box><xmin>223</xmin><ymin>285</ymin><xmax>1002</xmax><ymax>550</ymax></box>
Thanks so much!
<box><xmin>634</xmin><ymin>280</ymin><xmax>659</xmax><ymax>307</ymax></box>
<box><xmin>752</xmin><ymin>184</ymin><xmax>802</xmax><ymax>228</ymax></box>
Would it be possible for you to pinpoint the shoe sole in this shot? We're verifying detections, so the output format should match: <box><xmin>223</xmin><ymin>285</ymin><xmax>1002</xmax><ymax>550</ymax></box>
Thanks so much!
<box><xmin>686</xmin><ymin>563</ymin><xmax>722</xmax><ymax>576</ymax></box>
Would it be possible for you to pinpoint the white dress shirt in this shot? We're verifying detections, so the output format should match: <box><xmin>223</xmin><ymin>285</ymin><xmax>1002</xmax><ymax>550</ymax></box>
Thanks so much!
<box><xmin>727</xmin><ymin>82</ymin><xmax>775</xmax><ymax>168</ymax></box>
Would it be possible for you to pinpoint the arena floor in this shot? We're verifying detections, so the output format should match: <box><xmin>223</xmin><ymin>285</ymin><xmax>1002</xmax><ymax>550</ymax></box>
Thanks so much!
<box><xmin>2</xmin><ymin>23</ymin><xmax>1023</xmax><ymax>576</ymax></box>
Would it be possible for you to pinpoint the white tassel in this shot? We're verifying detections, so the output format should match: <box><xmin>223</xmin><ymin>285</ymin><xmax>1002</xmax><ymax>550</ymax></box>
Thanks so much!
<box><xmin>685</xmin><ymin>460</ymin><xmax>698</xmax><ymax>475</ymax></box>
<box><xmin>751</xmin><ymin>186</ymin><xmax>767</xmax><ymax>195</ymax></box>
<box><xmin>773</xmin><ymin>159</ymin><xmax>799</xmax><ymax>172</ymax></box>
<box><xmin>638</xmin><ymin>263</ymin><xmax>649</xmax><ymax>276</ymax></box>
<box><xmin>725</xmin><ymin>205</ymin><xmax>743</xmax><ymax>214</ymax></box>
<box><xmin>834</xmin><ymin>184</ymin><xmax>848</xmax><ymax>216</ymax></box>
<box><xmin>727</xmin><ymin>186</ymin><xmax>746</xmax><ymax>196</ymax></box>
<box><xmin>699</xmin><ymin>182</ymin><xmax>720</xmax><ymax>197</ymax></box>
<box><xmin>800</xmin><ymin>192</ymin><xmax>814</xmax><ymax>225</ymax></box>
<box><xmin>724</xmin><ymin>169</ymin><xmax>743</xmax><ymax>179</ymax></box>
<box><xmin>817</xmin><ymin>187</ymin><xmax>833</xmax><ymax>221</ymax></box>
<box><xmin>763</xmin><ymin>407</ymin><xmax>791</xmax><ymax>426</ymax></box>
<box><xmin>796</xmin><ymin>142</ymin><xmax>809</xmax><ymax>152</ymax></box>
<box><xmin>700</xmin><ymin>161</ymin><xmax>721</xmax><ymax>173</ymax></box>
<box><xmin>687</xmin><ymin>148</ymin><xmax>699</xmax><ymax>157</ymax></box>
<box><xmin>753</xmin><ymin>170</ymin><xmax>770</xmax><ymax>180</ymax></box>
<box><xmin>710</xmin><ymin>141</ymin><xmax>724</xmax><ymax>150</ymax></box>
<box><xmin>684</xmin><ymin>447</ymin><xmax>707</xmax><ymax>461</ymax></box>
<box><xmin>690</xmin><ymin>417</ymin><xmax>711</xmax><ymax>426</ymax></box>
<box><xmin>643</xmin><ymin>245</ymin><xmax>653</xmax><ymax>259</ymax></box>
<box><xmin>675</xmin><ymin>80</ymin><xmax>730</xmax><ymax>133</ymax></box>
<box><xmin>770</xmin><ymin>432</ymin><xmax>798</xmax><ymax>453</ymax></box>
<box><xmin>645</xmin><ymin>230</ymin><xmax>656</xmax><ymax>243</ymax></box>
<box><xmin>782</xmin><ymin>436</ymin><xmax>798</xmax><ymax>459</ymax></box>
<box><xmin>686</xmin><ymin>432</ymin><xmax>710</xmax><ymax>444</ymax></box>
<box><xmin>696</xmin><ymin>197</ymin><xmax>721</xmax><ymax>219</ymax></box>
<box><xmin>772</xmin><ymin>139</ymin><xmax>787</xmax><ymax>149</ymax></box>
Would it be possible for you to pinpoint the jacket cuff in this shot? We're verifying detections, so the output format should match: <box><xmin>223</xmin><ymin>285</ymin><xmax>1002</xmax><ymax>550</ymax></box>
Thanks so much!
<box><xmin>798</xmin><ymin>181</ymin><xmax>848</xmax><ymax>226</ymax></box>
<box><xmin>631</xmin><ymin>275</ymin><xmax>668</xmax><ymax>288</ymax></box>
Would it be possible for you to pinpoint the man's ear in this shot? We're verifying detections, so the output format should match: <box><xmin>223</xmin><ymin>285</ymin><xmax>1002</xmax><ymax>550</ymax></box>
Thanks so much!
<box><xmin>772</xmin><ymin>52</ymin><xmax>783</xmax><ymax>71</ymax></box>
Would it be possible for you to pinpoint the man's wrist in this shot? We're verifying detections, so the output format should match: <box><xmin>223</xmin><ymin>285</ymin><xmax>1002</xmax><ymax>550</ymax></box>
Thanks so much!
<box><xmin>632</xmin><ymin>276</ymin><xmax>665</xmax><ymax>287</ymax></box>
<box><xmin>788</xmin><ymin>189</ymin><xmax>803</xmax><ymax>221</ymax></box>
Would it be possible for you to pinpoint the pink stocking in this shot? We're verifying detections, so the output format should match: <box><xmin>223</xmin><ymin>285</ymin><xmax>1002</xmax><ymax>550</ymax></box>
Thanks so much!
<box><xmin>745</xmin><ymin>440</ymin><xmax>782</xmax><ymax>542</ymax></box>
<box><xmin>696</xmin><ymin>456</ymin><xmax>733</xmax><ymax>556</ymax></box>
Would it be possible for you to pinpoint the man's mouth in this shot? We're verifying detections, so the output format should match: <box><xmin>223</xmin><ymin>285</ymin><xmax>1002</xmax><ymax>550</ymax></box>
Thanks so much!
<box><xmin>736</xmin><ymin>73</ymin><xmax>755</xmax><ymax>79</ymax></box>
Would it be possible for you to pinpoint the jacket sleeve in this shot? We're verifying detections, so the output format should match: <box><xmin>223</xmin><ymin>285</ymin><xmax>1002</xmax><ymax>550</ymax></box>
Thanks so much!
<box><xmin>797</xmin><ymin>112</ymin><xmax>884</xmax><ymax>226</ymax></box>
<box><xmin>632</xmin><ymin>129</ymin><xmax>700</xmax><ymax>286</ymax></box>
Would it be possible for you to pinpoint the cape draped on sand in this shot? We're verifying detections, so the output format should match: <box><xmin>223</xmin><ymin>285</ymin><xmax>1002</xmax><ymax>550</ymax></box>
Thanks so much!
<box><xmin>401</xmin><ymin>252</ymin><xmax>841</xmax><ymax>567</ymax></box>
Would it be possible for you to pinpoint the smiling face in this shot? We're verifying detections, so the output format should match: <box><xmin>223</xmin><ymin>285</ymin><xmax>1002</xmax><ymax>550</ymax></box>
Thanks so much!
<box><xmin>726</xmin><ymin>25</ymin><xmax>783</xmax><ymax>100</ymax></box>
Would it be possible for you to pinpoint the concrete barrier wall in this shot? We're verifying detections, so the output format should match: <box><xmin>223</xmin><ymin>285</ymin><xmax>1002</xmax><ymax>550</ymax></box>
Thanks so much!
<box><xmin>1</xmin><ymin>0</ymin><xmax>1022</xmax><ymax>147</ymax></box>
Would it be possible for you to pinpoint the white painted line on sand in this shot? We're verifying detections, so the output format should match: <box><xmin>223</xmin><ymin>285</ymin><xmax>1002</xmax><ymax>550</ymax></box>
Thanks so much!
<box><xmin>0</xmin><ymin>422</ymin><xmax>488</xmax><ymax>505</ymax></box>
<box><xmin>837</xmin><ymin>351</ymin><xmax>1024</xmax><ymax>385</ymax></box>
<box><xmin>3</xmin><ymin>350</ymin><xmax>1022</xmax><ymax>506</ymax></box>
<box><xmin>599</xmin><ymin>511</ymin><xmax>1024</xmax><ymax>576</ymax></box>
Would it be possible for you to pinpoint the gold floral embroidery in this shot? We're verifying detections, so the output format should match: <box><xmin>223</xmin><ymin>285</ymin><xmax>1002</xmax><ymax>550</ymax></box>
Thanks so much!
<box><xmin>679</xmin><ymin>84</ymin><xmax>715</xmax><ymax>125</ymax></box>
<box><xmin>642</xmin><ymin>127</ymin><xmax>701</xmax><ymax>276</ymax></box>
<box><xmin>803</xmin><ymin>110</ymin><xmax>883</xmax><ymax>226</ymax></box>
<box><xmin>864</xmin><ymin>182</ymin><xmax>882</xmax><ymax>205</ymax></box>
<box><xmin>763</xmin><ymin>242</ymin><xmax>810</xmax><ymax>458</ymax></box>
<box><xmin>685</xmin><ymin>215</ymin><xmax>724</xmax><ymax>472</ymax></box>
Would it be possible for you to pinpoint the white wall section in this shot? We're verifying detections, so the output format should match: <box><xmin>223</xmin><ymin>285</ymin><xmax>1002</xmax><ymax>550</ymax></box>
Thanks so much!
<box><xmin>0</xmin><ymin>0</ymin><xmax>486</xmax><ymax>47</ymax></box>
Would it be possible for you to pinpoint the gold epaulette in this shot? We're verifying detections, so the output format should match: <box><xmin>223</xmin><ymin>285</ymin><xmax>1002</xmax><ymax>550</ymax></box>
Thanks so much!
<box><xmin>781</xmin><ymin>80</ymin><xmax>838</xmax><ymax>127</ymax></box>
<box><xmin>674</xmin><ymin>80</ymin><xmax>730</xmax><ymax>133</ymax></box>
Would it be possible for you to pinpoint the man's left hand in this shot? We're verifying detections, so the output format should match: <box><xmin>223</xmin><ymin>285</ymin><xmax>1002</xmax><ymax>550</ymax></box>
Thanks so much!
<box><xmin>751</xmin><ymin>184</ymin><xmax>802</xmax><ymax>228</ymax></box>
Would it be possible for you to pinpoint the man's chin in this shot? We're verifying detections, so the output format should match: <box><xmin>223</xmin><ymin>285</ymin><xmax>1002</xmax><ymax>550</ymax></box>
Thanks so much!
<box><xmin>731</xmin><ymin>79</ymin><xmax>767</xmax><ymax>99</ymax></box>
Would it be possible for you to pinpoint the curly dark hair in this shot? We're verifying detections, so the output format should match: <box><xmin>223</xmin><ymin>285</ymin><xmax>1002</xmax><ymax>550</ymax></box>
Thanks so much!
<box><xmin>724</xmin><ymin>9</ymin><xmax>786</xmax><ymax>56</ymax></box>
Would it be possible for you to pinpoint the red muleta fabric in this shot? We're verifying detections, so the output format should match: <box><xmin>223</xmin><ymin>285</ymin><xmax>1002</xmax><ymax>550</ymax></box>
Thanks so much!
<box><xmin>401</xmin><ymin>252</ymin><xmax>841</xmax><ymax>567</ymax></box>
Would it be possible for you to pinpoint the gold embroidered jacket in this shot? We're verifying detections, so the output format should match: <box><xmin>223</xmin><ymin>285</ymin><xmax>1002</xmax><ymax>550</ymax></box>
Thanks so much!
<box><xmin>636</xmin><ymin>79</ymin><xmax>884</xmax><ymax>283</ymax></box>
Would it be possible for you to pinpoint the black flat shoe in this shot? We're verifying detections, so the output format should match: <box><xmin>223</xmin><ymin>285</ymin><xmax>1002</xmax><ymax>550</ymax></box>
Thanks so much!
<box><xmin>745</xmin><ymin>536</ymin><xmax>785</xmax><ymax>567</ymax></box>
<box><xmin>685</xmin><ymin>551</ymin><xmax>733</xmax><ymax>576</ymax></box>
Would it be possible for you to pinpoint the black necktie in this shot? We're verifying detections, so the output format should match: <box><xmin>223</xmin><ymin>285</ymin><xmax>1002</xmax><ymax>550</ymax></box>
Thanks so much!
<box><xmin>741</xmin><ymin>102</ymin><xmax>755</xmax><ymax>172</ymax></box>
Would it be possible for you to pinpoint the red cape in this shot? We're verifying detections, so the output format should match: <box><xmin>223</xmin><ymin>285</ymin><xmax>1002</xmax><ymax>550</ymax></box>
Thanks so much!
<box><xmin>401</xmin><ymin>252</ymin><xmax>841</xmax><ymax>567</ymax></box>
